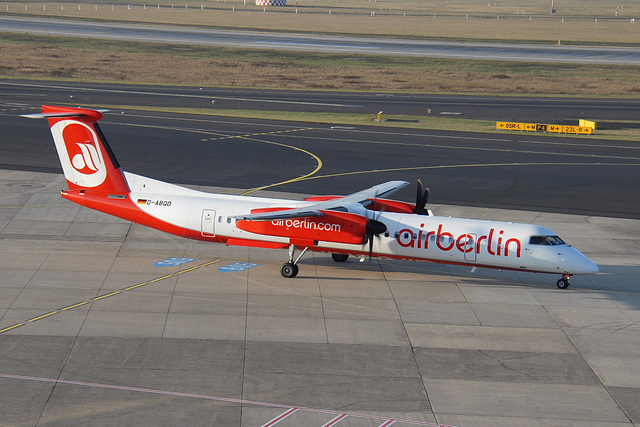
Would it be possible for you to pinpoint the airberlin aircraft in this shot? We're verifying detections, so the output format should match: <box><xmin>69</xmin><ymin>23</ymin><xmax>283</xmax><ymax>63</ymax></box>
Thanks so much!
<box><xmin>23</xmin><ymin>105</ymin><xmax>598</xmax><ymax>289</ymax></box>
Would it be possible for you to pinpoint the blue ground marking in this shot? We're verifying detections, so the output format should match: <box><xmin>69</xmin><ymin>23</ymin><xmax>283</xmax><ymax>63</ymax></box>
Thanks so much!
<box><xmin>218</xmin><ymin>262</ymin><xmax>260</xmax><ymax>273</ymax></box>
<box><xmin>153</xmin><ymin>257</ymin><xmax>196</xmax><ymax>267</ymax></box>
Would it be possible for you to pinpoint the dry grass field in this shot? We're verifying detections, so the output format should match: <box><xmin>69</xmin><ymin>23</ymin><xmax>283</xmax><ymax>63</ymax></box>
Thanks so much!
<box><xmin>2</xmin><ymin>33</ymin><xmax>639</xmax><ymax>96</ymax></box>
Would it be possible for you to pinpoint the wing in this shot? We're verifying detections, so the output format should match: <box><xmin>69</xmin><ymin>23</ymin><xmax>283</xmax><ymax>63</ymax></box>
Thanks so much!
<box><xmin>236</xmin><ymin>180</ymin><xmax>410</xmax><ymax>221</ymax></box>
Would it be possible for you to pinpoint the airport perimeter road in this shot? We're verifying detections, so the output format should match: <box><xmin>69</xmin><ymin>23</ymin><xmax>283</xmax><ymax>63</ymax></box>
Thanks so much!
<box><xmin>0</xmin><ymin>170</ymin><xmax>638</xmax><ymax>426</ymax></box>
<box><xmin>2</xmin><ymin>99</ymin><xmax>640</xmax><ymax>219</ymax></box>
<box><xmin>2</xmin><ymin>16</ymin><xmax>640</xmax><ymax>65</ymax></box>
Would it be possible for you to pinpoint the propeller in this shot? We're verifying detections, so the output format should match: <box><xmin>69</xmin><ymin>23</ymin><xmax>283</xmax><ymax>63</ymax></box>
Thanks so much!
<box><xmin>414</xmin><ymin>179</ymin><xmax>430</xmax><ymax>215</ymax></box>
<box><xmin>364</xmin><ymin>218</ymin><xmax>387</xmax><ymax>260</ymax></box>
<box><xmin>363</xmin><ymin>190</ymin><xmax>388</xmax><ymax>260</ymax></box>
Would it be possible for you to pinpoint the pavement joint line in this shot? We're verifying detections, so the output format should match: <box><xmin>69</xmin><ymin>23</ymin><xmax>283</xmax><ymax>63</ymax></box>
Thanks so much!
<box><xmin>176</xmin><ymin>266</ymin><xmax>199</xmax><ymax>274</ymax></box>
<box><xmin>0</xmin><ymin>259</ymin><xmax>221</xmax><ymax>334</ymax></box>
<box><xmin>0</xmin><ymin>374</ymin><xmax>449</xmax><ymax>427</ymax></box>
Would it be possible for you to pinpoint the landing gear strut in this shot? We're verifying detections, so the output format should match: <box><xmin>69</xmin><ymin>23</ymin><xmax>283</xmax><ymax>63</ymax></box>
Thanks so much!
<box><xmin>280</xmin><ymin>245</ymin><xmax>309</xmax><ymax>278</ymax></box>
<box><xmin>557</xmin><ymin>274</ymin><xmax>571</xmax><ymax>289</ymax></box>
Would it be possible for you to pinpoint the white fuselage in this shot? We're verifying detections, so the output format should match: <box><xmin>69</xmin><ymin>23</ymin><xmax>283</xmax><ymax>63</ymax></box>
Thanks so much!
<box><xmin>127</xmin><ymin>172</ymin><xmax>598</xmax><ymax>276</ymax></box>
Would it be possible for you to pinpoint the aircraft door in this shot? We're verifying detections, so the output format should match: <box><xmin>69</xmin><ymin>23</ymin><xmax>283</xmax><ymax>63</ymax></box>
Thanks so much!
<box><xmin>462</xmin><ymin>233</ymin><xmax>477</xmax><ymax>262</ymax></box>
<box><xmin>201</xmin><ymin>210</ymin><xmax>216</xmax><ymax>237</ymax></box>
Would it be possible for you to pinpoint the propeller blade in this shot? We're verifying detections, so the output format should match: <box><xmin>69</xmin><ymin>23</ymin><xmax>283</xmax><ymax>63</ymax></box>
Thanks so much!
<box><xmin>414</xmin><ymin>179</ymin><xmax>430</xmax><ymax>215</ymax></box>
<box><xmin>416</xmin><ymin>179</ymin><xmax>424</xmax><ymax>208</ymax></box>
<box><xmin>369</xmin><ymin>232</ymin><xmax>374</xmax><ymax>260</ymax></box>
<box><xmin>365</xmin><ymin>219</ymin><xmax>387</xmax><ymax>260</ymax></box>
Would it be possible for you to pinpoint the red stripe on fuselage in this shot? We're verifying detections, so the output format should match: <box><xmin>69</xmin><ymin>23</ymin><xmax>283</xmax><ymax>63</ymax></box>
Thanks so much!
<box><xmin>61</xmin><ymin>189</ymin><xmax>226</xmax><ymax>244</ymax></box>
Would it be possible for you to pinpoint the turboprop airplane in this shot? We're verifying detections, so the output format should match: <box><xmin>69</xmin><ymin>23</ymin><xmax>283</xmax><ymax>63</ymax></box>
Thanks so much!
<box><xmin>23</xmin><ymin>105</ymin><xmax>599</xmax><ymax>289</ymax></box>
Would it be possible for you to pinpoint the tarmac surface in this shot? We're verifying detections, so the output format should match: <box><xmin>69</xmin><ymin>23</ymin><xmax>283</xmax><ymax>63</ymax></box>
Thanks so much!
<box><xmin>1</xmin><ymin>169</ymin><xmax>639</xmax><ymax>426</ymax></box>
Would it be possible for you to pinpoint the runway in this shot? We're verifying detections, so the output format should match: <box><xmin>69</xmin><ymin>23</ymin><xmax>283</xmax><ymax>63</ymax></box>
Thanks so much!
<box><xmin>0</xmin><ymin>84</ymin><xmax>639</xmax><ymax>426</ymax></box>
<box><xmin>2</xmin><ymin>16</ymin><xmax>640</xmax><ymax>65</ymax></box>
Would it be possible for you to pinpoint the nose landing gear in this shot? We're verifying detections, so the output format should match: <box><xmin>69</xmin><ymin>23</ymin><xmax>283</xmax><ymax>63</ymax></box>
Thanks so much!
<box><xmin>280</xmin><ymin>245</ymin><xmax>309</xmax><ymax>278</ymax></box>
<box><xmin>557</xmin><ymin>274</ymin><xmax>571</xmax><ymax>289</ymax></box>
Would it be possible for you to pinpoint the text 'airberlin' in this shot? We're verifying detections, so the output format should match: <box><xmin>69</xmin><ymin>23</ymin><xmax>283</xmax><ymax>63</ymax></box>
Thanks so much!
<box><xmin>397</xmin><ymin>225</ymin><xmax>521</xmax><ymax>257</ymax></box>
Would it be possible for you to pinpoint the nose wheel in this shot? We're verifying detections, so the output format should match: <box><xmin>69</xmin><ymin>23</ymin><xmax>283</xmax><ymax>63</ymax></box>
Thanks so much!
<box><xmin>280</xmin><ymin>245</ymin><xmax>308</xmax><ymax>278</ymax></box>
<box><xmin>556</xmin><ymin>274</ymin><xmax>571</xmax><ymax>289</ymax></box>
<box><xmin>280</xmin><ymin>262</ymin><xmax>299</xmax><ymax>278</ymax></box>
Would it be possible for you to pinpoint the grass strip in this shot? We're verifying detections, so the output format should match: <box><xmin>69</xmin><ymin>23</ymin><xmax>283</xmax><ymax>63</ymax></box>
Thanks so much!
<box><xmin>2</xmin><ymin>33</ymin><xmax>640</xmax><ymax>96</ymax></box>
<box><xmin>87</xmin><ymin>104</ymin><xmax>639</xmax><ymax>141</ymax></box>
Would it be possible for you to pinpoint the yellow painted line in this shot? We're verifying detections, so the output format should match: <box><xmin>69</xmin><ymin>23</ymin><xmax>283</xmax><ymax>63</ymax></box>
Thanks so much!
<box><xmin>0</xmin><ymin>259</ymin><xmax>220</xmax><ymax>334</ymax></box>
<box><xmin>60</xmin><ymin>301</ymin><xmax>89</xmax><ymax>311</ymax></box>
<box><xmin>92</xmin><ymin>291</ymin><xmax>121</xmax><ymax>301</ymax></box>
<box><xmin>150</xmin><ymin>274</ymin><xmax>174</xmax><ymax>282</ymax></box>
<box><xmin>239</xmin><ymin>136</ymin><xmax>322</xmax><ymax>196</ymax></box>
<box><xmin>176</xmin><ymin>266</ymin><xmax>200</xmax><ymax>274</ymax></box>
<box><xmin>199</xmin><ymin>260</ymin><xmax>221</xmax><ymax>267</ymax></box>
<box><xmin>27</xmin><ymin>311</ymin><xmax>58</xmax><ymax>322</ymax></box>
<box><xmin>0</xmin><ymin>324</ymin><xmax>24</xmax><ymax>333</ymax></box>
<box><xmin>123</xmin><ymin>282</ymin><xmax>149</xmax><ymax>290</ymax></box>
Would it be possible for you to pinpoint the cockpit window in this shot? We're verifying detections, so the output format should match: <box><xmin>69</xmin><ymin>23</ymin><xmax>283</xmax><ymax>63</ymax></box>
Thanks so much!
<box><xmin>529</xmin><ymin>235</ymin><xmax>566</xmax><ymax>246</ymax></box>
<box><xmin>545</xmin><ymin>235</ymin><xmax>565</xmax><ymax>245</ymax></box>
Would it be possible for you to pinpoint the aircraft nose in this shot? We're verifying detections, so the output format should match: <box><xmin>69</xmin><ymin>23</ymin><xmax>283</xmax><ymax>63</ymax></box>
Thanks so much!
<box><xmin>583</xmin><ymin>257</ymin><xmax>599</xmax><ymax>274</ymax></box>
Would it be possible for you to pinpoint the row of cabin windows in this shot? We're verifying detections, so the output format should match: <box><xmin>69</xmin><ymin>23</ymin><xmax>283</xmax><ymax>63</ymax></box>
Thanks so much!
<box><xmin>218</xmin><ymin>216</ymin><xmax>235</xmax><ymax>224</ymax></box>
<box><xmin>394</xmin><ymin>231</ymin><xmax>458</xmax><ymax>245</ymax></box>
<box><xmin>393</xmin><ymin>232</ymin><xmax>566</xmax><ymax>247</ymax></box>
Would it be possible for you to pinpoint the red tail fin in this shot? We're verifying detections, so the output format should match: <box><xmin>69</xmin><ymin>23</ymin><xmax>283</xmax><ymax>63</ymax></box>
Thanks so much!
<box><xmin>41</xmin><ymin>105</ymin><xmax>129</xmax><ymax>194</ymax></box>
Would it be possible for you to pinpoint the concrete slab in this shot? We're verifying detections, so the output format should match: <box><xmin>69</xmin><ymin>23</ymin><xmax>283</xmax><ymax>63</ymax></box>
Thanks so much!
<box><xmin>396</xmin><ymin>300</ymin><xmax>480</xmax><ymax>326</ymax></box>
<box><xmin>325</xmin><ymin>318</ymin><xmax>409</xmax><ymax>346</ymax></box>
<box><xmin>1</xmin><ymin>170</ymin><xmax>639</xmax><ymax>426</ymax></box>
<box><xmin>405</xmin><ymin>324</ymin><xmax>577</xmax><ymax>353</ymax></box>
<box><xmin>425</xmin><ymin>379</ymin><xmax>629</xmax><ymax>423</ymax></box>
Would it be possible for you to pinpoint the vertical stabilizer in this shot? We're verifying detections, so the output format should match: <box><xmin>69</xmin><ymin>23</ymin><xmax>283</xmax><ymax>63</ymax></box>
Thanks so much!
<box><xmin>38</xmin><ymin>105</ymin><xmax>129</xmax><ymax>194</ymax></box>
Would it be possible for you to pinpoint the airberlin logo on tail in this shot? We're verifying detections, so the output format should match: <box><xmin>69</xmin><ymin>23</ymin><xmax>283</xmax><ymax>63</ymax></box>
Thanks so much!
<box><xmin>71</xmin><ymin>142</ymin><xmax>102</xmax><ymax>173</ymax></box>
<box><xmin>51</xmin><ymin>120</ymin><xmax>107</xmax><ymax>188</ymax></box>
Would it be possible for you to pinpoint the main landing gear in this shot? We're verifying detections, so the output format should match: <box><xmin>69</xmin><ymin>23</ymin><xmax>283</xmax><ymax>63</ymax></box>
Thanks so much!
<box><xmin>280</xmin><ymin>245</ymin><xmax>309</xmax><ymax>278</ymax></box>
<box><xmin>331</xmin><ymin>253</ymin><xmax>349</xmax><ymax>263</ymax></box>
<box><xmin>557</xmin><ymin>274</ymin><xmax>571</xmax><ymax>289</ymax></box>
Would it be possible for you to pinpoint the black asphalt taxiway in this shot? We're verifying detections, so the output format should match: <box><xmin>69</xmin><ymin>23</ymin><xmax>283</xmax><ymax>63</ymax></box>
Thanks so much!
<box><xmin>1</xmin><ymin>80</ymin><xmax>639</xmax><ymax>219</ymax></box>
